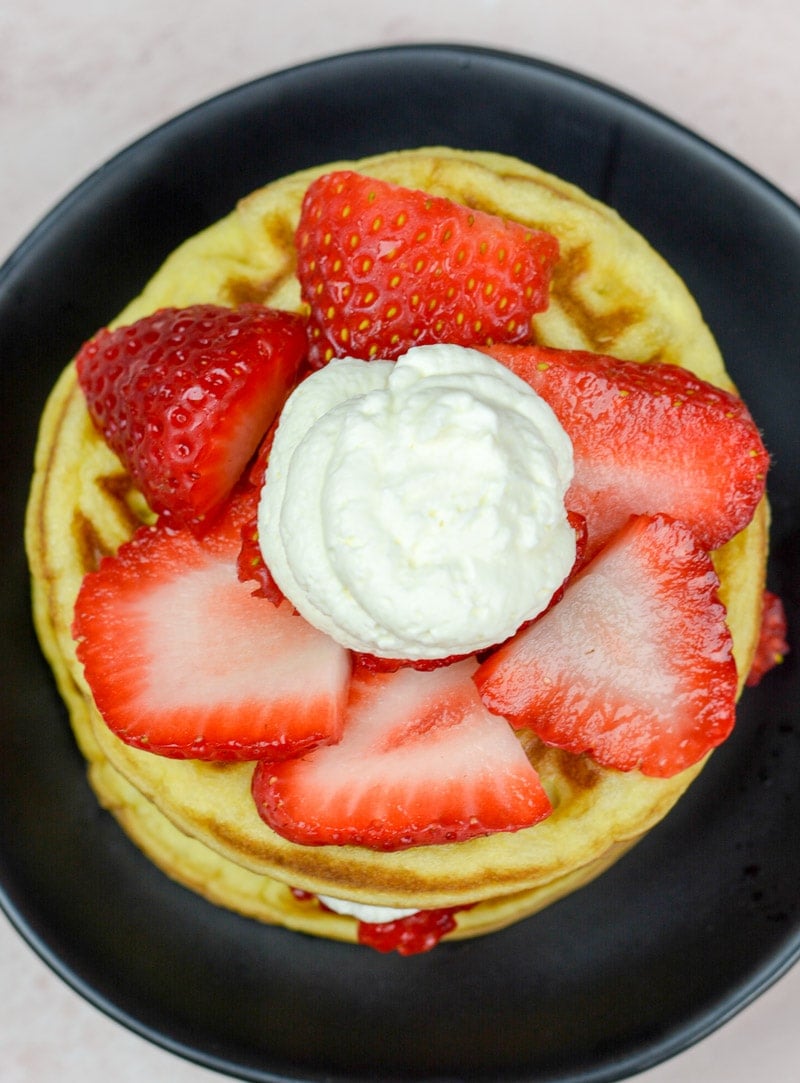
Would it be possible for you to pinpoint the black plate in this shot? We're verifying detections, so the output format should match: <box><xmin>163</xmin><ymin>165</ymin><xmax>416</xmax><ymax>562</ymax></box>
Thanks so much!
<box><xmin>1</xmin><ymin>44</ymin><xmax>798</xmax><ymax>1083</ymax></box>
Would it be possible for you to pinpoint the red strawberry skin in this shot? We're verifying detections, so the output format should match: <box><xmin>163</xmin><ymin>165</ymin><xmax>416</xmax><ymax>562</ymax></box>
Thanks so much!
<box><xmin>475</xmin><ymin>514</ymin><xmax>738</xmax><ymax>778</ymax></box>
<box><xmin>72</xmin><ymin>493</ymin><xmax>351</xmax><ymax>761</ymax></box>
<box><xmin>236</xmin><ymin>423</ymin><xmax>288</xmax><ymax>605</ymax></box>
<box><xmin>76</xmin><ymin>304</ymin><xmax>308</xmax><ymax>532</ymax></box>
<box><xmin>237</xmin><ymin>511</ymin><xmax>286</xmax><ymax>606</ymax></box>
<box><xmin>746</xmin><ymin>591</ymin><xmax>790</xmax><ymax>686</ymax></box>
<box><xmin>252</xmin><ymin>660</ymin><xmax>551</xmax><ymax>850</ymax></box>
<box><xmin>487</xmin><ymin>343</ymin><xmax>769</xmax><ymax>554</ymax></box>
<box><xmin>296</xmin><ymin>170</ymin><xmax>560</xmax><ymax>367</ymax></box>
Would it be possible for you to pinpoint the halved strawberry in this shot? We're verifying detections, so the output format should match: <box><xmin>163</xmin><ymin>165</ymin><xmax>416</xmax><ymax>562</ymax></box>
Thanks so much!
<box><xmin>252</xmin><ymin>659</ymin><xmax>551</xmax><ymax>850</ymax></box>
<box><xmin>487</xmin><ymin>343</ymin><xmax>769</xmax><ymax>554</ymax></box>
<box><xmin>296</xmin><ymin>170</ymin><xmax>559</xmax><ymax>367</ymax></box>
<box><xmin>76</xmin><ymin>303</ymin><xmax>308</xmax><ymax>532</ymax></box>
<box><xmin>475</xmin><ymin>514</ymin><xmax>738</xmax><ymax>778</ymax></box>
<box><xmin>72</xmin><ymin>492</ymin><xmax>351</xmax><ymax>761</ymax></box>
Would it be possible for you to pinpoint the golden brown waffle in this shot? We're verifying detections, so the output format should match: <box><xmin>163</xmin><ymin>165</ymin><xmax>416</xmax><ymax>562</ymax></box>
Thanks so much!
<box><xmin>26</xmin><ymin>149</ymin><xmax>768</xmax><ymax>943</ymax></box>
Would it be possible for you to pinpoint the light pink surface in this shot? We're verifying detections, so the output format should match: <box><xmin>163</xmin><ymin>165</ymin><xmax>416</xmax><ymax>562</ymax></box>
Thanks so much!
<box><xmin>2</xmin><ymin>3</ymin><xmax>798</xmax><ymax>1080</ymax></box>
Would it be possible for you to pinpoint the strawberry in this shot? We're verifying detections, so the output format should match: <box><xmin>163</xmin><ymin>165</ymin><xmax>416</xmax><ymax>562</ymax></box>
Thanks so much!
<box><xmin>486</xmin><ymin>343</ymin><xmax>769</xmax><ymax>555</ymax></box>
<box><xmin>252</xmin><ymin>659</ymin><xmax>552</xmax><ymax>850</ymax></box>
<box><xmin>237</xmin><ymin>511</ymin><xmax>286</xmax><ymax>606</ymax></box>
<box><xmin>746</xmin><ymin>591</ymin><xmax>790</xmax><ymax>686</ymax></box>
<box><xmin>75</xmin><ymin>303</ymin><xmax>308</xmax><ymax>532</ymax></box>
<box><xmin>72</xmin><ymin>492</ymin><xmax>351</xmax><ymax>761</ymax></box>
<box><xmin>295</xmin><ymin>170</ymin><xmax>559</xmax><ymax>367</ymax></box>
<box><xmin>475</xmin><ymin>514</ymin><xmax>738</xmax><ymax>778</ymax></box>
<box><xmin>235</xmin><ymin>423</ymin><xmax>289</xmax><ymax>605</ymax></box>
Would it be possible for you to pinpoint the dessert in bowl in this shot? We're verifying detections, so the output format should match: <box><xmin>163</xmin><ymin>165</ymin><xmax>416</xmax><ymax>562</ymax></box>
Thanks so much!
<box><xmin>26</xmin><ymin>147</ymin><xmax>778</xmax><ymax>955</ymax></box>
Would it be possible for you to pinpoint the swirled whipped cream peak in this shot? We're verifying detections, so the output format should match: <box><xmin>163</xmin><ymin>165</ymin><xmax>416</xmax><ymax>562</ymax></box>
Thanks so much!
<box><xmin>257</xmin><ymin>344</ymin><xmax>576</xmax><ymax>659</ymax></box>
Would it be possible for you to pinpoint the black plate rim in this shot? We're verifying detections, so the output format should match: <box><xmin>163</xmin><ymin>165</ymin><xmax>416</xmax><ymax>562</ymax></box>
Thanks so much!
<box><xmin>1</xmin><ymin>42</ymin><xmax>799</xmax><ymax>1083</ymax></box>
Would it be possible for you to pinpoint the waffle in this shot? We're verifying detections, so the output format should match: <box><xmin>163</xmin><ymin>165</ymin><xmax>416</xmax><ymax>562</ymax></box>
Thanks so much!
<box><xmin>26</xmin><ymin>148</ymin><xmax>768</xmax><ymax>944</ymax></box>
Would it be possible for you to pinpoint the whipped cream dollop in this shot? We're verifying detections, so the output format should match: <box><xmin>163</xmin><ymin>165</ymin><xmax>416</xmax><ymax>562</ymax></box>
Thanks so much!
<box><xmin>258</xmin><ymin>344</ymin><xmax>575</xmax><ymax>659</ymax></box>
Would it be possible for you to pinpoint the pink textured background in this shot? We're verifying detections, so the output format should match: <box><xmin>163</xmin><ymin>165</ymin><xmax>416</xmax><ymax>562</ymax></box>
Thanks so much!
<box><xmin>2</xmin><ymin>3</ymin><xmax>798</xmax><ymax>1081</ymax></box>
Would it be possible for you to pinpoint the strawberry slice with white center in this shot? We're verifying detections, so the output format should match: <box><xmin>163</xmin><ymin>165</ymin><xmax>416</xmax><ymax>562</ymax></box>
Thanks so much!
<box><xmin>252</xmin><ymin>659</ymin><xmax>552</xmax><ymax>850</ymax></box>
<box><xmin>73</xmin><ymin>492</ymin><xmax>351</xmax><ymax>761</ymax></box>
<box><xmin>487</xmin><ymin>343</ymin><xmax>769</xmax><ymax>556</ymax></box>
<box><xmin>475</xmin><ymin>514</ymin><xmax>738</xmax><ymax>778</ymax></box>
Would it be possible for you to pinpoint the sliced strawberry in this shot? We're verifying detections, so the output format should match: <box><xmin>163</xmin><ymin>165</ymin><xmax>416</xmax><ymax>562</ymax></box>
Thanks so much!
<box><xmin>746</xmin><ymin>591</ymin><xmax>790</xmax><ymax>686</ymax></box>
<box><xmin>72</xmin><ymin>492</ymin><xmax>350</xmax><ymax>761</ymax></box>
<box><xmin>237</xmin><ymin>511</ymin><xmax>286</xmax><ymax>606</ymax></box>
<box><xmin>475</xmin><ymin>514</ymin><xmax>738</xmax><ymax>778</ymax></box>
<box><xmin>252</xmin><ymin>659</ymin><xmax>551</xmax><ymax>850</ymax></box>
<box><xmin>247</xmin><ymin>421</ymin><xmax>278</xmax><ymax>489</ymax></box>
<box><xmin>76</xmin><ymin>303</ymin><xmax>308</xmax><ymax>532</ymax></box>
<box><xmin>487</xmin><ymin>343</ymin><xmax>769</xmax><ymax>554</ymax></box>
<box><xmin>296</xmin><ymin>170</ymin><xmax>559</xmax><ymax>367</ymax></box>
<box><xmin>235</xmin><ymin>424</ymin><xmax>287</xmax><ymax>605</ymax></box>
